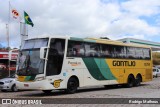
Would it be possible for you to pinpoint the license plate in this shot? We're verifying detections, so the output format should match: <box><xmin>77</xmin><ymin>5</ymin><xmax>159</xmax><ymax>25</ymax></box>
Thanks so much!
<box><xmin>24</xmin><ymin>84</ymin><xmax>29</xmax><ymax>87</ymax></box>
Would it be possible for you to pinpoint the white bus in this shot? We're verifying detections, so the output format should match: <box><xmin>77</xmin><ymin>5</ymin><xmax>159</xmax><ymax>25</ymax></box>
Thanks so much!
<box><xmin>16</xmin><ymin>36</ymin><xmax>152</xmax><ymax>94</ymax></box>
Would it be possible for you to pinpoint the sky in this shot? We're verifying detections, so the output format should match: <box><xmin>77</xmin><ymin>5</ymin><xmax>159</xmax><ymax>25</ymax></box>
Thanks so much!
<box><xmin>0</xmin><ymin>0</ymin><xmax>160</xmax><ymax>48</ymax></box>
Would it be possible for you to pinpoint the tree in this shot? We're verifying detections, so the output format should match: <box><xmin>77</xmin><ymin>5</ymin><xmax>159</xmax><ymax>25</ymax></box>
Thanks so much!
<box><xmin>6</xmin><ymin>47</ymin><xmax>11</xmax><ymax>50</ymax></box>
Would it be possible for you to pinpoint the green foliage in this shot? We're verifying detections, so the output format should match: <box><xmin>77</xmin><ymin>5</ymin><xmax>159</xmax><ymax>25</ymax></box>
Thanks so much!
<box><xmin>152</xmin><ymin>52</ymin><xmax>160</xmax><ymax>65</ymax></box>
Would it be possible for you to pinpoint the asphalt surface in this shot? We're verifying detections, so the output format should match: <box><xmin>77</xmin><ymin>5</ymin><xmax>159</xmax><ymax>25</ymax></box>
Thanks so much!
<box><xmin>0</xmin><ymin>77</ymin><xmax>160</xmax><ymax>107</ymax></box>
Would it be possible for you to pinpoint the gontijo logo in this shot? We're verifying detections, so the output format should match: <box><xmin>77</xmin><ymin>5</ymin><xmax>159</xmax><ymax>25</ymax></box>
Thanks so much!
<box><xmin>112</xmin><ymin>60</ymin><xmax>136</xmax><ymax>66</ymax></box>
<box><xmin>53</xmin><ymin>79</ymin><xmax>63</xmax><ymax>88</ymax></box>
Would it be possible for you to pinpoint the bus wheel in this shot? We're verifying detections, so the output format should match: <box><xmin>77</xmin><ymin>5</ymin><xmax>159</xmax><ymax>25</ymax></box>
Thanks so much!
<box><xmin>126</xmin><ymin>75</ymin><xmax>134</xmax><ymax>88</ymax></box>
<box><xmin>66</xmin><ymin>77</ymin><xmax>78</xmax><ymax>94</ymax></box>
<box><xmin>135</xmin><ymin>75</ymin><xmax>142</xmax><ymax>86</ymax></box>
<box><xmin>42</xmin><ymin>90</ymin><xmax>52</xmax><ymax>94</ymax></box>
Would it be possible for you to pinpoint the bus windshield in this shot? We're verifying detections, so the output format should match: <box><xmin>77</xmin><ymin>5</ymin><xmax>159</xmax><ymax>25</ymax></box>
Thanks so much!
<box><xmin>17</xmin><ymin>38</ymin><xmax>48</xmax><ymax>76</ymax></box>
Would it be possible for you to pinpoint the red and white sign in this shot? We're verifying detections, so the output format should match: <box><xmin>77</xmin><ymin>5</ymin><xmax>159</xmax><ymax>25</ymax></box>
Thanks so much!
<box><xmin>11</xmin><ymin>8</ymin><xmax>21</xmax><ymax>22</ymax></box>
<box><xmin>0</xmin><ymin>52</ymin><xmax>18</xmax><ymax>59</ymax></box>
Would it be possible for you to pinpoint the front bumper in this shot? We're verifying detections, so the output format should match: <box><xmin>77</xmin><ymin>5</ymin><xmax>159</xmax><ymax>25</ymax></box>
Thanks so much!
<box><xmin>0</xmin><ymin>83</ymin><xmax>12</xmax><ymax>90</ymax></box>
<box><xmin>16</xmin><ymin>80</ymin><xmax>55</xmax><ymax>90</ymax></box>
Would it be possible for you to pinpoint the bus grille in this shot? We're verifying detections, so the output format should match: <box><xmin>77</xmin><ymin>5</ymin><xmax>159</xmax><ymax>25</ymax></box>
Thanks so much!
<box><xmin>145</xmin><ymin>69</ymin><xmax>152</xmax><ymax>79</ymax></box>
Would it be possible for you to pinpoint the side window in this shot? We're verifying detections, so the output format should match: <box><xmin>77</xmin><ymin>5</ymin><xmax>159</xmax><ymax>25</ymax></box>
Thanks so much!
<box><xmin>127</xmin><ymin>47</ymin><xmax>136</xmax><ymax>59</ymax></box>
<box><xmin>46</xmin><ymin>39</ymin><xmax>65</xmax><ymax>76</ymax></box>
<box><xmin>143</xmin><ymin>48</ymin><xmax>151</xmax><ymax>60</ymax></box>
<box><xmin>135</xmin><ymin>48</ymin><xmax>143</xmax><ymax>59</ymax></box>
<box><xmin>84</xmin><ymin>43</ymin><xmax>100</xmax><ymax>57</ymax></box>
<box><xmin>67</xmin><ymin>40</ymin><xmax>84</xmax><ymax>57</ymax></box>
<box><xmin>114</xmin><ymin>46</ymin><xmax>126</xmax><ymax>58</ymax></box>
<box><xmin>101</xmin><ymin>44</ymin><xmax>112</xmax><ymax>58</ymax></box>
<box><xmin>50</xmin><ymin>39</ymin><xmax>65</xmax><ymax>55</ymax></box>
<box><xmin>101</xmin><ymin>45</ymin><xmax>126</xmax><ymax>58</ymax></box>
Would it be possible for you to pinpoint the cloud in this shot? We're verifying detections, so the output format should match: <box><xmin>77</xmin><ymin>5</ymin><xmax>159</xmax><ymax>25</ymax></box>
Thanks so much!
<box><xmin>0</xmin><ymin>0</ymin><xmax>160</xmax><ymax>48</ymax></box>
<box><xmin>108</xmin><ymin>17</ymin><xmax>159</xmax><ymax>36</ymax></box>
<box><xmin>121</xmin><ymin>0</ymin><xmax>160</xmax><ymax>17</ymax></box>
<box><xmin>26</xmin><ymin>0</ymin><xmax>122</xmax><ymax>37</ymax></box>
<box><xmin>0</xmin><ymin>19</ymin><xmax>8</xmax><ymax>43</ymax></box>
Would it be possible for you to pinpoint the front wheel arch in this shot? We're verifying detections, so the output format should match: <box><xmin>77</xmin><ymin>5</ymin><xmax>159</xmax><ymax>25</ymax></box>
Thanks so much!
<box><xmin>65</xmin><ymin>76</ymin><xmax>79</xmax><ymax>94</ymax></box>
<box><xmin>11</xmin><ymin>84</ymin><xmax>18</xmax><ymax>92</ymax></box>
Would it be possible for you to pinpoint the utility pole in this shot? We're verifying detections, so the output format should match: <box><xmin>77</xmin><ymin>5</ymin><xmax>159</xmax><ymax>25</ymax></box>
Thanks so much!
<box><xmin>7</xmin><ymin>1</ymin><xmax>11</xmax><ymax>77</ymax></box>
<box><xmin>6</xmin><ymin>24</ymin><xmax>10</xmax><ymax>77</ymax></box>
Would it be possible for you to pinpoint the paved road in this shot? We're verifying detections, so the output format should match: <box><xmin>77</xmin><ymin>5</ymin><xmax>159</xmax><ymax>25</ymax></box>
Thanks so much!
<box><xmin>0</xmin><ymin>77</ymin><xmax>160</xmax><ymax>106</ymax></box>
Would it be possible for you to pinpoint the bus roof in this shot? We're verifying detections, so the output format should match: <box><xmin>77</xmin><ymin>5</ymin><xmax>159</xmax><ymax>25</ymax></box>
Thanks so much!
<box><xmin>25</xmin><ymin>36</ymin><xmax>151</xmax><ymax>49</ymax></box>
<box><xmin>70</xmin><ymin>37</ymin><xmax>151</xmax><ymax>49</ymax></box>
<box><xmin>26</xmin><ymin>35</ymin><xmax>70</xmax><ymax>40</ymax></box>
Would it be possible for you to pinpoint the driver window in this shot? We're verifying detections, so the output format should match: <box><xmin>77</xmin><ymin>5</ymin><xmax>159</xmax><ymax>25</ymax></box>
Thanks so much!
<box><xmin>46</xmin><ymin>39</ymin><xmax>65</xmax><ymax>76</ymax></box>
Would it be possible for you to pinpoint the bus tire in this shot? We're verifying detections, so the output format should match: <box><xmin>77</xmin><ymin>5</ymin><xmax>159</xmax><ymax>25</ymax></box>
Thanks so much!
<box><xmin>126</xmin><ymin>75</ymin><xmax>135</xmax><ymax>88</ymax></box>
<box><xmin>42</xmin><ymin>90</ymin><xmax>52</xmax><ymax>94</ymax></box>
<box><xmin>66</xmin><ymin>77</ymin><xmax>78</xmax><ymax>94</ymax></box>
<box><xmin>135</xmin><ymin>74</ymin><xmax>142</xmax><ymax>86</ymax></box>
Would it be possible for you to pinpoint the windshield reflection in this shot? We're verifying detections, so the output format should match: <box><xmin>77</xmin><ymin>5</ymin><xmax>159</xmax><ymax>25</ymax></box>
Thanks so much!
<box><xmin>17</xmin><ymin>50</ymin><xmax>44</xmax><ymax>76</ymax></box>
<box><xmin>17</xmin><ymin>38</ymin><xmax>48</xmax><ymax>76</ymax></box>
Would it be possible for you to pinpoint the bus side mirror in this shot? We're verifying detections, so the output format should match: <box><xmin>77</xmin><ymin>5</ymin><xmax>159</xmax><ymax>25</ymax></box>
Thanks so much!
<box><xmin>40</xmin><ymin>47</ymin><xmax>48</xmax><ymax>59</ymax></box>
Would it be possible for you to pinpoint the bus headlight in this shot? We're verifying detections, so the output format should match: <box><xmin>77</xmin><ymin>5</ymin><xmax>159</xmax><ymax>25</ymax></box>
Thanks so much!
<box><xmin>5</xmin><ymin>80</ymin><xmax>13</xmax><ymax>83</ymax></box>
<box><xmin>35</xmin><ymin>76</ymin><xmax>45</xmax><ymax>81</ymax></box>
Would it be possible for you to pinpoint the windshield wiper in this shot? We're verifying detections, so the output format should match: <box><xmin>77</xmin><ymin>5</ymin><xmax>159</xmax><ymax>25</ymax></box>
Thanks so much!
<box><xmin>25</xmin><ymin>55</ymin><xmax>31</xmax><ymax>75</ymax></box>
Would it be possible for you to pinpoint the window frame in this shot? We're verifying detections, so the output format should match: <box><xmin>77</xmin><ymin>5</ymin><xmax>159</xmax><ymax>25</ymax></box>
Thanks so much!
<box><xmin>66</xmin><ymin>40</ymin><xmax>151</xmax><ymax>60</ymax></box>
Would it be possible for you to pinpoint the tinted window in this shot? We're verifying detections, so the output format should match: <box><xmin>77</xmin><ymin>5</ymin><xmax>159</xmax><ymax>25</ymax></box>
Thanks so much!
<box><xmin>135</xmin><ymin>48</ymin><xmax>143</xmax><ymax>59</ymax></box>
<box><xmin>101</xmin><ymin>44</ymin><xmax>112</xmax><ymax>57</ymax></box>
<box><xmin>84</xmin><ymin>43</ymin><xmax>100</xmax><ymax>57</ymax></box>
<box><xmin>46</xmin><ymin>39</ymin><xmax>65</xmax><ymax>76</ymax></box>
<box><xmin>143</xmin><ymin>48</ymin><xmax>150</xmax><ymax>59</ymax></box>
<box><xmin>66</xmin><ymin>40</ymin><xmax>151</xmax><ymax>60</ymax></box>
<box><xmin>127</xmin><ymin>47</ymin><xmax>136</xmax><ymax>58</ymax></box>
<box><xmin>23</xmin><ymin>39</ymin><xmax>48</xmax><ymax>49</ymax></box>
<box><xmin>113</xmin><ymin>46</ymin><xmax>126</xmax><ymax>58</ymax></box>
<box><xmin>67</xmin><ymin>40</ymin><xmax>84</xmax><ymax>57</ymax></box>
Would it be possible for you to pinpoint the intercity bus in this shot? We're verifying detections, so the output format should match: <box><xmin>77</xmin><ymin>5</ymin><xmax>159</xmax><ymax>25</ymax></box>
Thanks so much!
<box><xmin>16</xmin><ymin>36</ymin><xmax>152</xmax><ymax>94</ymax></box>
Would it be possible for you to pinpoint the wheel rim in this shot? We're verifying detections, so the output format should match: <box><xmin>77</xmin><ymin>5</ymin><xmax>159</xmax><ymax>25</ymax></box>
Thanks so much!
<box><xmin>136</xmin><ymin>79</ymin><xmax>140</xmax><ymax>86</ymax></box>
<box><xmin>128</xmin><ymin>78</ymin><xmax>133</xmax><ymax>87</ymax></box>
<box><xmin>69</xmin><ymin>81</ymin><xmax>76</xmax><ymax>91</ymax></box>
<box><xmin>13</xmin><ymin>85</ymin><xmax>18</xmax><ymax>92</ymax></box>
<box><xmin>136</xmin><ymin>76</ymin><xmax>141</xmax><ymax>86</ymax></box>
